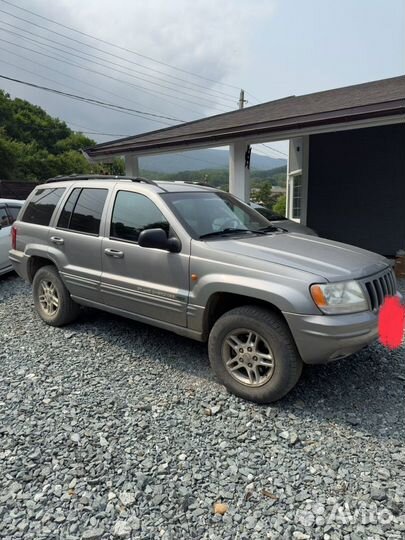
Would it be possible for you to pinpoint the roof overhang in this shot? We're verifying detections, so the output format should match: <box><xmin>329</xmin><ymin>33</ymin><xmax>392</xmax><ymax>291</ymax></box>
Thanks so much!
<box><xmin>85</xmin><ymin>76</ymin><xmax>405</xmax><ymax>162</ymax></box>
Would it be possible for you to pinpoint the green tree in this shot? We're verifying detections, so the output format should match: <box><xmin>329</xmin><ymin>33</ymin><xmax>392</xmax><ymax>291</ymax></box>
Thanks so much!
<box><xmin>251</xmin><ymin>181</ymin><xmax>272</xmax><ymax>207</ymax></box>
<box><xmin>54</xmin><ymin>132</ymin><xmax>96</xmax><ymax>154</ymax></box>
<box><xmin>113</xmin><ymin>159</ymin><xmax>125</xmax><ymax>175</ymax></box>
<box><xmin>0</xmin><ymin>90</ymin><xmax>290</xmax><ymax>184</ymax></box>
<box><xmin>0</xmin><ymin>131</ymin><xmax>21</xmax><ymax>179</ymax></box>
<box><xmin>0</xmin><ymin>90</ymin><xmax>104</xmax><ymax>181</ymax></box>
<box><xmin>273</xmin><ymin>195</ymin><xmax>286</xmax><ymax>216</ymax></box>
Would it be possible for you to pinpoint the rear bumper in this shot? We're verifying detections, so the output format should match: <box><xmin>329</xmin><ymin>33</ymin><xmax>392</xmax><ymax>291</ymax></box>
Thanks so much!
<box><xmin>8</xmin><ymin>249</ymin><xmax>30</xmax><ymax>282</ymax></box>
<box><xmin>283</xmin><ymin>309</ymin><xmax>379</xmax><ymax>364</ymax></box>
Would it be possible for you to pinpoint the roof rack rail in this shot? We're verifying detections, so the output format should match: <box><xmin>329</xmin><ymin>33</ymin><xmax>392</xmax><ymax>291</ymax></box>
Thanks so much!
<box><xmin>45</xmin><ymin>174</ymin><xmax>159</xmax><ymax>187</ymax></box>
<box><xmin>178</xmin><ymin>181</ymin><xmax>213</xmax><ymax>188</ymax></box>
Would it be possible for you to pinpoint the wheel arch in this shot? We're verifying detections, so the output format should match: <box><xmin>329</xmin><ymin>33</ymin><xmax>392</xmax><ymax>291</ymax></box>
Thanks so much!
<box><xmin>27</xmin><ymin>255</ymin><xmax>56</xmax><ymax>283</ymax></box>
<box><xmin>203</xmin><ymin>291</ymin><xmax>285</xmax><ymax>338</ymax></box>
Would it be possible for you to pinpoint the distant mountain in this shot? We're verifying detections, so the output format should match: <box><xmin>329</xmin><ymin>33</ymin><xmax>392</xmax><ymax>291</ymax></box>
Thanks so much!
<box><xmin>139</xmin><ymin>148</ymin><xmax>286</xmax><ymax>173</ymax></box>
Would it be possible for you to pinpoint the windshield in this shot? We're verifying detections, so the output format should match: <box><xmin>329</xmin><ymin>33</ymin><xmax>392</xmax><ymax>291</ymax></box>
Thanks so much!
<box><xmin>161</xmin><ymin>191</ymin><xmax>274</xmax><ymax>239</ymax></box>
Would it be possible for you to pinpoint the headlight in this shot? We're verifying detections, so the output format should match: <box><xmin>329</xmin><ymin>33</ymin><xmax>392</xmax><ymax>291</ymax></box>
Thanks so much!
<box><xmin>310</xmin><ymin>281</ymin><xmax>368</xmax><ymax>314</ymax></box>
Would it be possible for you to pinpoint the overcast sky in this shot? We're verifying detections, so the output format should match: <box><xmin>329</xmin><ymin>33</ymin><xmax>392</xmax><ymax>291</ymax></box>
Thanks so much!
<box><xmin>0</xmin><ymin>0</ymin><xmax>404</xmax><ymax>161</ymax></box>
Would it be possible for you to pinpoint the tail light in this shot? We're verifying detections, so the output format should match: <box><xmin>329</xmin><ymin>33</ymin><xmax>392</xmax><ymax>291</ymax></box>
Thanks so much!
<box><xmin>11</xmin><ymin>225</ymin><xmax>17</xmax><ymax>250</ymax></box>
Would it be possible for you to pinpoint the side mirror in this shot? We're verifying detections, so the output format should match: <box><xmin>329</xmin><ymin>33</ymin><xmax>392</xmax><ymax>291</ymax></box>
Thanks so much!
<box><xmin>138</xmin><ymin>228</ymin><xmax>181</xmax><ymax>253</ymax></box>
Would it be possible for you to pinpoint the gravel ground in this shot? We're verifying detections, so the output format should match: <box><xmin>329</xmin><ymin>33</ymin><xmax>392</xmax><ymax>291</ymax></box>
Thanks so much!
<box><xmin>0</xmin><ymin>273</ymin><xmax>404</xmax><ymax>540</ymax></box>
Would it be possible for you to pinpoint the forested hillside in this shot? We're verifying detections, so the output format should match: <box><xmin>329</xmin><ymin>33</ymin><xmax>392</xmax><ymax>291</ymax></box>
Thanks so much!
<box><xmin>139</xmin><ymin>149</ymin><xmax>286</xmax><ymax>173</ymax></box>
<box><xmin>144</xmin><ymin>167</ymin><xmax>286</xmax><ymax>190</ymax></box>
<box><xmin>0</xmin><ymin>90</ymin><xmax>123</xmax><ymax>181</ymax></box>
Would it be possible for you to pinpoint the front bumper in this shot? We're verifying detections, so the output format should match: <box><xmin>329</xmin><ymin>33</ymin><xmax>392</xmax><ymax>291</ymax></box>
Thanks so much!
<box><xmin>283</xmin><ymin>309</ymin><xmax>379</xmax><ymax>364</ymax></box>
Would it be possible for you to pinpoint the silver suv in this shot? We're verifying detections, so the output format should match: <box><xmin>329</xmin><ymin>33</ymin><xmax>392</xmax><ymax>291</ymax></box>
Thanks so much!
<box><xmin>9</xmin><ymin>175</ymin><xmax>398</xmax><ymax>403</ymax></box>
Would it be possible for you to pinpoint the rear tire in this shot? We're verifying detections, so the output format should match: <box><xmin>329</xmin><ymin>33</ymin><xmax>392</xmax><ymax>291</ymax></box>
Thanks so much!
<box><xmin>32</xmin><ymin>265</ymin><xmax>80</xmax><ymax>326</ymax></box>
<box><xmin>208</xmin><ymin>306</ymin><xmax>303</xmax><ymax>403</ymax></box>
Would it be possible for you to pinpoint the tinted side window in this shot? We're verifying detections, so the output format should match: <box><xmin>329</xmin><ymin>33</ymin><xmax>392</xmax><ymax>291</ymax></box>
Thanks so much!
<box><xmin>0</xmin><ymin>206</ymin><xmax>11</xmax><ymax>228</ymax></box>
<box><xmin>57</xmin><ymin>188</ymin><xmax>81</xmax><ymax>229</ymax></box>
<box><xmin>6</xmin><ymin>206</ymin><xmax>22</xmax><ymax>225</ymax></box>
<box><xmin>111</xmin><ymin>191</ymin><xmax>169</xmax><ymax>243</ymax></box>
<box><xmin>22</xmin><ymin>188</ymin><xmax>65</xmax><ymax>226</ymax></box>
<box><xmin>69</xmin><ymin>188</ymin><xmax>108</xmax><ymax>235</ymax></box>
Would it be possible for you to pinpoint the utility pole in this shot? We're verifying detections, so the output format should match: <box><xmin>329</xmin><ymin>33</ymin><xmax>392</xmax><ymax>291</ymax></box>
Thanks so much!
<box><xmin>238</xmin><ymin>89</ymin><xmax>247</xmax><ymax>109</ymax></box>
<box><xmin>238</xmin><ymin>89</ymin><xmax>251</xmax><ymax>172</ymax></box>
<box><xmin>230</xmin><ymin>90</ymin><xmax>250</xmax><ymax>202</ymax></box>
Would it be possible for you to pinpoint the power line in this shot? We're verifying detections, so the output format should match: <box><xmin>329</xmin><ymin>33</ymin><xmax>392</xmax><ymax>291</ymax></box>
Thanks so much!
<box><xmin>0</xmin><ymin>30</ymin><xmax>230</xmax><ymax>111</ymax></box>
<box><xmin>0</xmin><ymin>53</ymin><xmax>185</xmax><ymax>124</ymax></box>
<box><xmin>0</xmin><ymin>62</ymin><xmax>288</xmax><ymax>159</ymax></box>
<box><xmin>0</xmin><ymin>90</ymin><xmax>271</xmax><ymax>169</ymax></box>
<box><xmin>252</xmin><ymin>148</ymin><xmax>284</xmax><ymax>161</ymax></box>
<box><xmin>76</xmin><ymin>131</ymin><xmax>131</xmax><ymax>137</ymax></box>
<box><xmin>250</xmin><ymin>143</ymin><xmax>288</xmax><ymax>160</ymax></box>
<box><xmin>66</xmin><ymin>125</ymin><xmax>233</xmax><ymax>169</ymax></box>
<box><xmin>0</xmin><ymin>19</ymin><xmax>237</xmax><ymax>104</ymax></box>
<box><xmin>0</xmin><ymin>36</ymin><xmax>225</xmax><ymax>112</ymax></box>
<box><xmin>65</xmin><ymin>125</ymin><xmax>229</xmax><ymax>168</ymax></box>
<box><xmin>0</xmin><ymin>74</ymin><xmax>183</xmax><ymax>125</ymax></box>
<box><xmin>170</xmin><ymin>153</ymin><xmax>227</xmax><ymax>169</ymax></box>
<box><xmin>0</xmin><ymin>49</ymin><xmax>288</xmax><ymax>157</ymax></box>
<box><xmin>260</xmin><ymin>143</ymin><xmax>288</xmax><ymax>157</ymax></box>
<box><xmin>3</xmin><ymin>48</ymin><xmax>288</xmax><ymax>156</ymax></box>
<box><xmin>0</xmin><ymin>0</ymin><xmax>240</xmax><ymax>92</ymax></box>
<box><xmin>0</xmin><ymin>44</ymin><xmax>203</xmax><ymax>117</ymax></box>
<box><xmin>251</xmin><ymin>147</ymin><xmax>280</xmax><ymax>159</ymax></box>
<box><xmin>0</xmin><ymin>67</ymin><xmax>288</xmax><ymax>158</ymax></box>
<box><xmin>0</xmin><ymin>25</ymin><xmax>234</xmax><ymax>109</ymax></box>
<box><xmin>69</xmin><ymin>123</ymin><xmax>281</xmax><ymax>169</ymax></box>
<box><xmin>244</xmin><ymin>91</ymin><xmax>262</xmax><ymax>104</ymax></box>
<box><xmin>66</xmin><ymin>123</ymin><xmax>132</xmax><ymax>137</ymax></box>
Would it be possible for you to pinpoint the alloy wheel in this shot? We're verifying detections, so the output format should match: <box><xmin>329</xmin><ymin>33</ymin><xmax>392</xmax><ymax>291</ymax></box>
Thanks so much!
<box><xmin>38</xmin><ymin>280</ymin><xmax>59</xmax><ymax>316</ymax></box>
<box><xmin>222</xmin><ymin>328</ymin><xmax>275</xmax><ymax>387</ymax></box>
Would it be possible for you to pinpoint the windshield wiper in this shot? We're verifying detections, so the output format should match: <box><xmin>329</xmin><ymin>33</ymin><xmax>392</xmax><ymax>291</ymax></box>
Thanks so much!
<box><xmin>258</xmin><ymin>224</ymin><xmax>284</xmax><ymax>233</ymax></box>
<box><xmin>199</xmin><ymin>228</ymin><xmax>266</xmax><ymax>239</ymax></box>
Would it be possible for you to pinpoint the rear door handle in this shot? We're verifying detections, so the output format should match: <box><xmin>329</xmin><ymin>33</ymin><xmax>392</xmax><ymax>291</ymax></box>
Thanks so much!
<box><xmin>50</xmin><ymin>236</ymin><xmax>64</xmax><ymax>245</ymax></box>
<box><xmin>104</xmin><ymin>248</ymin><xmax>124</xmax><ymax>258</ymax></box>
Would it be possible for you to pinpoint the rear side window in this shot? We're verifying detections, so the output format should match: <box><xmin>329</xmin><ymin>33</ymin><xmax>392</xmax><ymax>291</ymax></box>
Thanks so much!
<box><xmin>57</xmin><ymin>188</ymin><xmax>81</xmax><ymax>229</ymax></box>
<box><xmin>58</xmin><ymin>188</ymin><xmax>107</xmax><ymax>235</ymax></box>
<box><xmin>111</xmin><ymin>191</ymin><xmax>169</xmax><ymax>242</ymax></box>
<box><xmin>0</xmin><ymin>205</ymin><xmax>11</xmax><ymax>228</ymax></box>
<box><xmin>6</xmin><ymin>205</ymin><xmax>22</xmax><ymax>224</ymax></box>
<box><xmin>22</xmin><ymin>188</ymin><xmax>65</xmax><ymax>226</ymax></box>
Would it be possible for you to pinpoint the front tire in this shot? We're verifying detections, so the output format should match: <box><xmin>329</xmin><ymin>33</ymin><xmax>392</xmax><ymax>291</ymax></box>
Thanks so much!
<box><xmin>32</xmin><ymin>265</ymin><xmax>80</xmax><ymax>326</ymax></box>
<box><xmin>208</xmin><ymin>306</ymin><xmax>303</xmax><ymax>403</ymax></box>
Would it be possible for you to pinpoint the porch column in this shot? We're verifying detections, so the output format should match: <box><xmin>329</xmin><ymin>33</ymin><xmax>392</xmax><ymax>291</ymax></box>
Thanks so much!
<box><xmin>124</xmin><ymin>154</ymin><xmax>139</xmax><ymax>176</ymax></box>
<box><xmin>229</xmin><ymin>141</ymin><xmax>250</xmax><ymax>202</ymax></box>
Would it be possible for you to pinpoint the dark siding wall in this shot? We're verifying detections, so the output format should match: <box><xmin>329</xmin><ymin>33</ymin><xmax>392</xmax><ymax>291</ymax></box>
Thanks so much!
<box><xmin>307</xmin><ymin>124</ymin><xmax>405</xmax><ymax>256</ymax></box>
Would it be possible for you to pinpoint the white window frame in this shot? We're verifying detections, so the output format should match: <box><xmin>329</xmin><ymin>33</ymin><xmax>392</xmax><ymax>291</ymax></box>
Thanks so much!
<box><xmin>289</xmin><ymin>172</ymin><xmax>303</xmax><ymax>222</ymax></box>
<box><xmin>286</xmin><ymin>136</ymin><xmax>309</xmax><ymax>224</ymax></box>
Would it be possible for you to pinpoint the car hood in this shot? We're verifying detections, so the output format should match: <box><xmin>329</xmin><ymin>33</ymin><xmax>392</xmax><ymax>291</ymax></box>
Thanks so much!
<box><xmin>210</xmin><ymin>232</ymin><xmax>389</xmax><ymax>281</ymax></box>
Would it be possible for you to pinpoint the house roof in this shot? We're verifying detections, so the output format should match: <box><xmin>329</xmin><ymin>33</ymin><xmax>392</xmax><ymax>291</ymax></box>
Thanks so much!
<box><xmin>86</xmin><ymin>75</ymin><xmax>405</xmax><ymax>159</ymax></box>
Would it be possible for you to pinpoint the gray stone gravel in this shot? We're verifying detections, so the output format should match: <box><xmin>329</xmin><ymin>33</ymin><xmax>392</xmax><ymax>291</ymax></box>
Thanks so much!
<box><xmin>0</xmin><ymin>273</ymin><xmax>404</xmax><ymax>540</ymax></box>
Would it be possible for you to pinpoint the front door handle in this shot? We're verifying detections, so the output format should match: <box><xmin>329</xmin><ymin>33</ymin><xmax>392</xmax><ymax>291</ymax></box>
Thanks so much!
<box><xmin>104</xmin><ymin>248</ymin><xmax>124</xmax><ymax>259</ymax></box>
<box><xmin>50</xmin><ymin>236</ymin><xmax>64</xmax><ymax>245</ymax></box>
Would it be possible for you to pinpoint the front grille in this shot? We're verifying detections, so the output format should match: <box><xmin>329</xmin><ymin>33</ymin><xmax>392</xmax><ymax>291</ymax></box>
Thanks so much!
<box><xmin>363</xmin><ymin>268</ymin><xmax>397</xmax><ymax>311</ymax></box>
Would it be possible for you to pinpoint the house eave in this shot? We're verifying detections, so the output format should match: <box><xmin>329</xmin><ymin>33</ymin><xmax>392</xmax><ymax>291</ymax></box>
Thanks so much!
<box><xmin>85</xmin><ymin>103</ymin><xmax>405</xmax><ymax>161</ymax></box>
